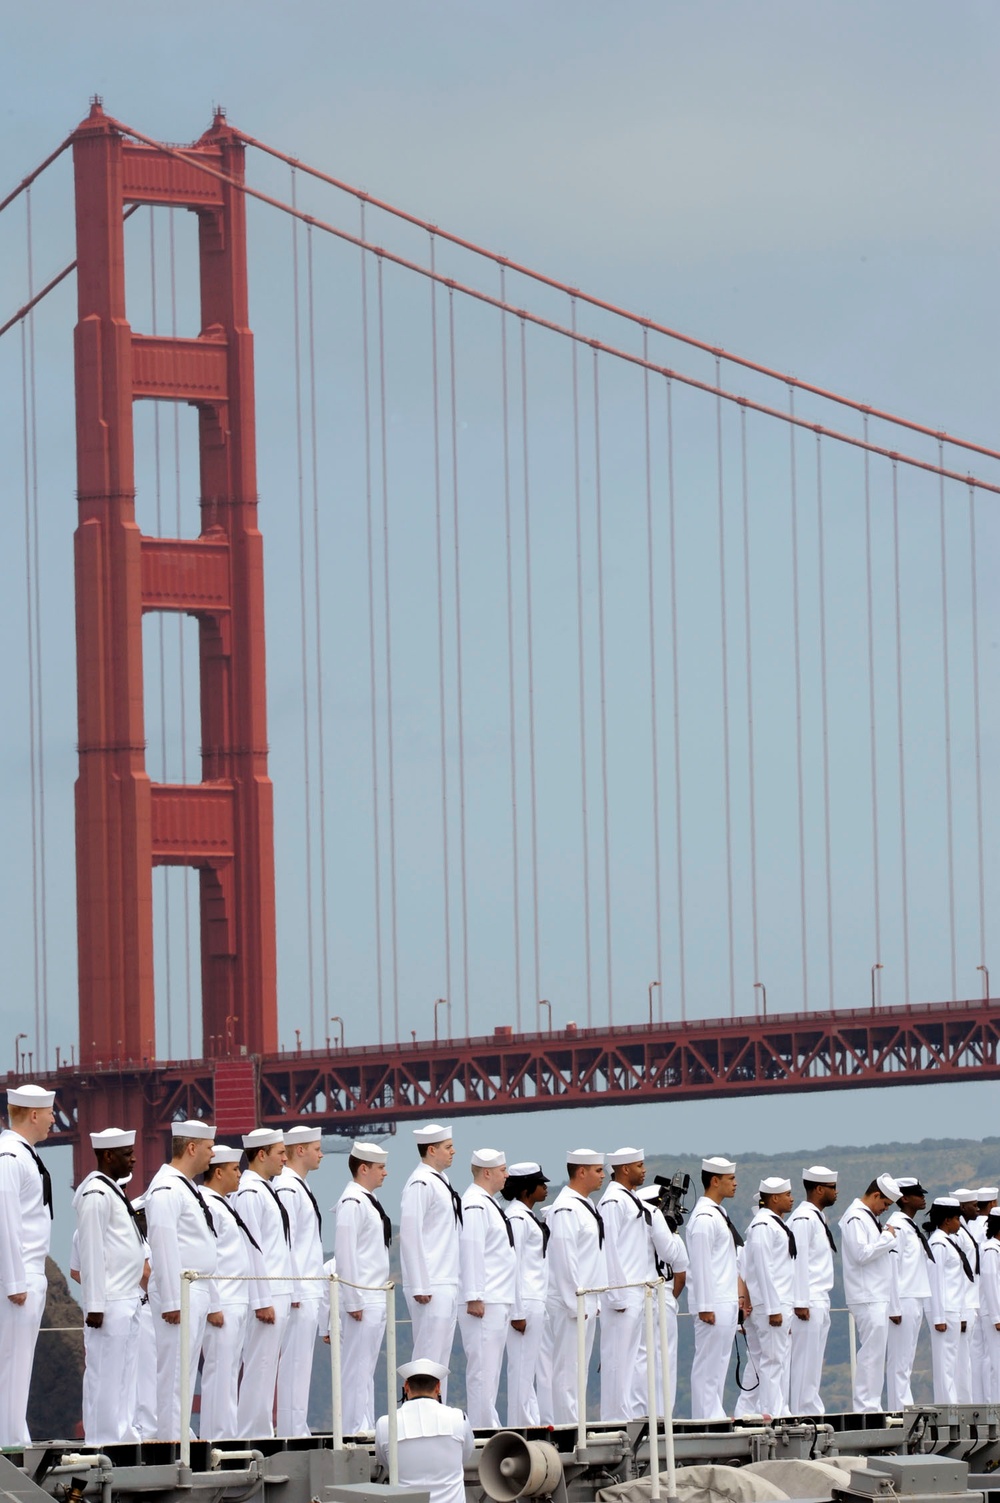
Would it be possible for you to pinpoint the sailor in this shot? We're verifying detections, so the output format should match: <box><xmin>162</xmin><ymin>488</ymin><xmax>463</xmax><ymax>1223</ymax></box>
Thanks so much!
<box><xmin>975</xmin><ymin>1189</ymin><xmax>999</xmax><ymax>1238</ymax></box>
<box><xmin>399</xmin><ymin>1123</ymin><xmax>462</xmax><ymax>1397</ymax></box>
<box><xmin>74</xmin><ymin>1127</ymin><xmax>146</xmax><ymax>1445</ymax></box>
<box><xmin>500</xmin><ymin>1161</ymin><xmax>551</xmax><ymax>1427</ymax></box>
<box><xmin>736</xmin><ymin>1177</ymin><xmax>796</xmax><ymax>1420</ymax></box>
<box><xmin>0</xmin><ymin>1082</ymin><xmax>55</xmax><ymax>1447</ymax></box>
<box><xmin>333</xmin><ymin>1139</ymin><xmax>392</xmax><ymax>1435</ymax></box>
<box><xmin>927</xmin><ymin>1198</ymin><xmax>973</xmax><ymax>1403</ymax></box>
<box><xmin>375</xmin><ymin>1360</ymin><xmax>474</xmax><ymax>1503</ymax></box>
<box><xmin>636</xmin><ymin>1182</ymin><xmax>688</xmax><ymax>1415</ymax></box>
<box><xmin>971</xmin><ymin>1188</ymin><xmax>998</xmax><ymax>1399</ymax></box>
<box><xmin>788</xmin><ymin>1165</ymin><xmax>838</xmax><ymax>1415</ymax></box>
<box><xmin>458</xmin><ymin>1148</ymin><xmax>515</xmax><ymax>1427</ymax></box>
<box><xmin>952</xmin><ymin>1189</ymin><xmax>982</xmax><ymax>1401</ymax></box>
<box><xmin>686</xmin><ymin>1156</ymin><xmax>746</xmax><ymax>1422</ymax></box>
<box><xmin>885</xmin><ymin>1177</ymin><xmax>933</xmax><ymax>1409</ymax></box>
<box><xmin>145</xmin><ymin>1118</ymin><xmax>219</xmax><ymax>1440</ymax></box>
<box><xmin>275</xmin><ymin>1125</ymin><xmax>325</xmax><ymax>1436</ymax></box>
<box><xmin>599</xmin><ymin>1147</ymin><xmax>651</xmax><ymax>1421</ymax></box>
<box><xmin>200</xmin><ymin>1146</ymin><xmax>256</xmax><ymax>1440</ymax></box>
<box><xmin>546</xmin><ymin>1148</ymin><xmax>606</xmax><ymax>1424</ymax></box>
<box><xmin>234</xmin><ymin>1127</ymin><xmax>294</xmax><ymax>1438</ymax></box>
<box><xmin>978</xmin><ymin>1210</ymin><xmax>1000</xmax><ymax>1402</ymax></box>
<box><xmin>838</xmin><ymin>1173</ymin><xmax>900</xmax><ymax>1412</ymax></box>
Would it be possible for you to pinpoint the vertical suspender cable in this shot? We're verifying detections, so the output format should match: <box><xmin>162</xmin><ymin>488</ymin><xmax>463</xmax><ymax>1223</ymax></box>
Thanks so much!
<box><xmin>816</xmin><ymin>436</ymin><xmax>834</xmax><ymax>1010</ymax></box>
<box><xmin>519</xmin><ymin>319</ymin><xmax>542</xmax><ymax>1009</ymax></box>
<box><xmin>643</xmin><ymin>330</ymin><xmax>663</xmax><ymax>1020</ymax></box>
<box><xmin>863</xmin><ymin>419</ymin><xmax>882</xmax><ymax>998</ymax></box>
<box><xmin>891</xmin><ymin>461</ymin><xmax>911</xmax><ymax>1005</ymax></box>
<box><xmin>740</xmin><ymin>408</ymin><xmax>761</xmax><ymax>997</ymax></box>
<box><xmin>715</xmin><ymin>365</ymin><xmax>735</xmax><ymax>1016</ymax></box>
<box><xmin>666</xmin><ymin>381</ymin><xmax>687</xmax><ymax>1022</ymax></box>
<box><xmin>448</xmin><ymin>290</ymin><xmax>471</xmax><ymax>1031</ymax></box>
<box><xmin>376</xmin><ymin>257</ymin><xmax>401</xmax><ymax>1043</ymax></box>
<box><xmin>592</xmin><ymin>351</ymin><xmax>614</xmax><ymax>1022</ymax></box>
<box><xmin>150</xmin><ymin>209</ymin><xmax>173</xmax><ymax>1056</ymax></box>
<box><xmin>788</xmin><ymin>388</ymin><xmax>809</xmax><ymax>1007</ymax></box>
<box><xmin>968</xmin><ymin>483</ymin><xmax>987</xmax><ymax>973</ymax></box>
<box><xmin>307</xmin><ymin>226</ymin><xmax>332</xmax><ymax>1023</ymax></box>
<box><xmin>500</xmin><ymin>272</ymin><xmax>522</xmax><ymax>1030</ymax></box>
<box><xmin>937</xmin><ymin>446</ymin><xmax>957</xmax><ymax>998</ymax></box>
<box><xmin>571</xmin><ymin>299</ymin><xmax>593</xmax><ymax>1027</ymax></box>
<box><xmin>20</xmin><ymin>313</ymin><xmax>41</xmax><ymax>1071</ymax></box>
<box><xmin>429</xmin><ymin>238</ymin><xmax>453</xmax><ymax>1031</ymax></box>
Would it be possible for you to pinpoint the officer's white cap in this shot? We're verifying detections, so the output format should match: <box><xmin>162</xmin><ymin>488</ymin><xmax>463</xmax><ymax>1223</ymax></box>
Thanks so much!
<box><xmin>567</xmin><ymin>1148</ymin><xmax>604</xmax><ymax>1166</ymax></box>
<box><xmin>398</xmin><ymin>1359</ymin><xmax>449</xmax><ymax>1383</ymax></box>
<box><xmin>876</xmin><ymin>1173</ymin><xmax>902</xmax><ymax>1202</ymax></box>
<box><xmin>977</xmin><ymin>1187</ymin><xmax>999</xmax><ymax>1199</ymax></box>
<box><xmin>803</xmin><ymin>1165</ymin><xmax>838</xmax><ymax>1183</ymax></box>
<box><xmin>209</xmin><ymin>1146</ymin><xmax>243</xmax><ymax>1165</ymax></box>
<box><xmin>702</xmin><ymin>1156</ymin><xmax>736</xmax><ymax>1174</ymax></box>
<box><xmin>508</xmin><ymin>1162</ymin><xmax>546</xmax><ymax>1178</ymax></box>
<box><xmin>953</xmin><ymin>1188</ymin><xmax>976</xmax><ymax>1200</ymax></box>
<box><xmin>242</xmin><ymin>1127</ymin><xmax>283</xmax><ymax>1150</ymax></box>
<box><xmin>413</xmin><ymin>1123</ymin><xmax>452</xmax><ymax>1144</ymax></box>
<box><xmin>174</xmin><ymin>1119</ymin><xmax>216</xmax><ymax>1140</ymax></box>
<box><xmin>351</xmin><ymin>1141</ymin><xmax>388</xmax><ymax>1163</ymax></box>
<box><xmin>933</xmin><ymin>1197</ymin><xmax>960</xmax><ymax>1209</ymax></box>
<box><xmin>283</xmin><ymin>1126</ymin><xmax>322</xmax><ymax>1146</ymax></box>
<box><xmin>896</xmin><ymin>1176</ymin><xmax>918</xmax><ymax>1188</ymax></box>
<box><xmin>759</xmin><ymin>1176</ymin><xmax>791</xmax><ymax>1195</ymax></box>
<box><xmin>7</xmin><ymin>1083</ymin><xmax>55</xmax><ymax>1109</ymax></box>
<box><xmin>636</xmin><ymin>1186</ymin><xmax>660</xmax><ymax>1203</ymax></box>
<box><xmin>90</xmin><ymin>1127</ymin><xmax>135</xmax><ymax>1150</ymax></box>
<box><xmin>471</xmin><ymin>1148</ymin><xmax>506</xmax><ymax>1169</ymax></box>
<box><xmin>607</xmin><ymin>1147</ymin><xmax>644</xmax><ymax>1166</ymax></box>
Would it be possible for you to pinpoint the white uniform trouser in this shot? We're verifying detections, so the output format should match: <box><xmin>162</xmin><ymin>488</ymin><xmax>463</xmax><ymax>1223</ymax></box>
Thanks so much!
<box><xmin>536</xmin><ymin>1306</ymin><xmax>554</xmax><ymax>1424</ymax></box>
<box><xmin>966</xmin><ymin>1311</ymin><xmax>984</xmax><ymax>1402</ymax></box>
<box><xmin>200</xmin><ymin>1302</ymin><xmax>250</xmax><ymax>1441</ymax></box>
<box><xmin>849</xmin><ymin>1301</ymin><xmax>888</xmax><ymax>1412</ymax></box>
<box><xmin>405</xmin><ymin>1284</ymin><xmax>458</xmax><ymax>1402</ymax></box>
<box><xmin>277</xmin><ymin>1298</ymin><xmax>321</xmax><ymax>1436</ymax></box>
<box><xmin>135</xmin><ymin>1299</ymin><xmax>158</xmax><ymax>1439</ymax></box>
<box><xmin>83</xmin><ymin>1296</ymin><xmax>141</xmax><ymax>1444</ymax></box>
<box><xmin>954</xmin><ymin>1314</ymin><xmax>973</xmax><ymax>1402</ymax></box>
<box><xmin>459</xmin><ymin>1302</ymin><xmax>511</xmax><ymax>1428</ymax></box>
<box><xmin>0</xmin><ymin>1270</ymin><xmax>46</xmax><ymax>1446</ymax></box>
<box><xmin>745</xmin><ymin>1307</ymin><xmax>791</xmax><ymax>1418</ymax></box>
<box><xmin>507</xmin><ymin>1299</ymin><xmax>548</xmax><ymax>1427</ymax></box>
<box><xmin>789</xmin><ymin>1300</ymin><xmax>830</xmax><ymax>1415</ymax></box>
<box><xmin>237</xmin><ymin>1294</ymin><xmax>292</xmax><ymax>1439</ymax></box>
<box><xmin>151</xmin><ymin>1282</ymin><xmax>210</xmax><ymax>1441</ymax></box>
<box><xmin>691</xmin><ymin>1300</ymin><xmax>738</xmax><ymax>1421</ymax></box>
<box><xmin>885</xmin><ymin>1297</ymin><xmax>926</xmax><ymax>1409</ymax></box>
<box><xmin>929</xmin><ymin>1312</ymin><xmax>962</xmax><ymax>1403</ymax></box>
<box><xmin>980</xmin><ymin>1316</ymin><xmax>1000</xmax><ymax>1401</ymax></box>
<box><xmin>339</xmin><ymin>1299</ymin><xmax>387</xmax><ymax>1435</ymax></box>
<box><xmin>600</xmin><ymin>1297</ymin><xmax>644</xmax><ymax>1421</ymax></box>
<box><xmin>548</xmin><ymin>1303</ymin><xmax>598</xmax><ymax>1424</ymax></box>
<box><xmin>734</xmin><ymin>1313</ymin><xmax>764</xmax><ymax>1419</ymax></box>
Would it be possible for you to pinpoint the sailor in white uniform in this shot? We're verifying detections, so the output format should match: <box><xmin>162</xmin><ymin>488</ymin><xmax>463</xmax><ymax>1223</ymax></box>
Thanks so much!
<box><xmin>978</xmin><ymin>1210</ymin><xmax>1000</xmax><ymax>1401</ymax></box>
<box><xmin>333</xmin><ymin>1139</ymin><xmax>392</xmax><ymax>1435</ymax></box>
<box><xmin>788</xmin><ymin>1165</ymin><xmax>838</xmax><ymax>1415</ymax></box>
<box><xmin>458</xmin><ymin>1148</ymin><xmax>515</xmax><ymax>1427</ymax></box>
<box><xmin>275</xmin><ymin>1125</ymin><xmax>325</xmax><ymax>1436</ymax></box>
<box><xmin>885</xmin><ymin>1177</ymin><xmax>933</xmax><ymax>1409</ymax></box>
<box><xmin>200</xmin><ymin>1146</ymin><xmax>256</xmax><ymax>1440</ymax></box>
<box><xmin>954</xmin><ymin>1189</ymin><xmax>984</xmax><ymax>1401</ymax></box>
<box><xmin>501</xmin><ymin>1162</ymin><xmax>551</xmax><ymax>1427</ymax></box>
<box><xmin>0</xmin><ymin>1083</ymin><xmax>55</xmax><ymax>1447</ymax></box>
<box><xmin>686</xmin><ymin>1155</ymin><xmax>746</xmax><ymax>1421</ymax></box>
<box><xmin>927</xmin><ymin>1197</ymin><xmax>974</xmax><ymax>1403</ymax></box>
<box><xmin>546</xmin><ymin>1148</ymin><xmax>606</xmax><ymax>1425</ymax></box>
<box><xmin>145</xmin><ymin>1119</ymin><xmax>219</xmax><ymax>1441</ymax></box>
<box><xmin>974</xmin><ymin>1191</ymin><xmax>999</xmax><ymax>1400</ymax></box>
<box><xmin>636</xmin><ymin>1182</ymin><xmax>688</xmax><ymax>1416</ymax></box>
<box><xmin>74</xmin><ymin>1127</ymin><xmax>146</xmax><ymax>1444</ymax></box>
<box><xmin>736</xmin><ymin>1177</ymin><xmax>797</xmax><ymax>1419</ymax></box>
<box><xmin>599</xmin><ymin>1147</ymin><xmax>651</xmax><ymax>1421</ymax></box>
<box><xmin>838</xmin><ymin>1172</ymin><xmax>900</xmax><ymax>1412</ymax></box>
<box><xmin>234</xmin><ymin>1127</ymin><xmax>294</xmax><ymax>1438</ymax></box>
<box><xmin>375</xmin><ymin>1360</ymin><xmax>474</xmax><ymax>1503</ymax></box>
<box><xmin>400</xmin><ymin>1123</ymin><xmax>462</xmax><ymax>1398</ymax></box>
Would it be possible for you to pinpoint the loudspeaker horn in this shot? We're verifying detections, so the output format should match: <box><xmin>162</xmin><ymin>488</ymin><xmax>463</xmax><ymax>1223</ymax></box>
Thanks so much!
<box><xmin>480</xmin><ymin>1431</ymin><xmax>563</xmax><ymax>1501</ymax></box>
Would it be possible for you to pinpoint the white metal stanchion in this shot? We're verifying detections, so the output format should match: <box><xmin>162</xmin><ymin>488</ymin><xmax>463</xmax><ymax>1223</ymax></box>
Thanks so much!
<box><xmin>576</xmin><ymin>1290</ymin><xmax>588</xmax><ymax>1451</ymax></box>
<box><xmin>656</xmin><ymin>1282</ymin><xmax>678</xmax><ymax>1503</ymax></box>
<box><xmin>329</xmin><ymin>1274</ymin><xmax>343</xmax><ymax>1448</ymax></box>
<box><xmin>385</xmin><ymin>1281</ymin><xmax>399</xmax><ymax>1485</ymax></box>
<box><xmin>848</xmin><ymin>1310</ymin><xmax>857</xmax><ymax>1404</ymax></box>
<box><xmin>179</xmin><ymin>1271</ymin><xmax>193</xmax><ymax>1469</ymax></box>
<box><xmin>644</xmin><ymin>1286</ymin><xmax>661</xmax><ymax>1501</ymax></box>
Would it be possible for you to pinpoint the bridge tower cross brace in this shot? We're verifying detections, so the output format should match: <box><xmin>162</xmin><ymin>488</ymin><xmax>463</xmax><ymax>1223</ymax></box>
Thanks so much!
<box><xmin>71</xmin><ymin>102</ymin><xmax>277</xmax><ymax>1100</ymax></box>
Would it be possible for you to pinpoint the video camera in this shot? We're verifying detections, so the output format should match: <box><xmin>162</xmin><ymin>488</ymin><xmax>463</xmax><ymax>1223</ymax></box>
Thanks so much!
<box><xmin>651</xmin><ymin>1170</ymin><xmax>691</xmax><ymax>1231</ymax></box>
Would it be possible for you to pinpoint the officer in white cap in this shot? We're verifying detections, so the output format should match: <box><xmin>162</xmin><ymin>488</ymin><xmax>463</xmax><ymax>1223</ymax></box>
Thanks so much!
<box><xmin>458</xmin><ymin>1148</ymin><xmax>514</xmax><ymax>1426</ymax></box>
<box><xmin>686</xmin><ymin>1156</ymin><xmax>746</xmax><ymax>1421</ymax></box>
<box><xmin>200</xmin><ymin>1146</ymin><xmax>256</xmax><ymax>1439</ymax></box>
<box><xmin>927</xmin><ymin>1198</ymin><xmax>972</xmax><ymax>1402</ymax></box>
<box><xmin>399</xmin><ymin>1124</ymin><xmax>462</xmax><ymax>1396</ymax></box>
<box><xmin>546</xmin><ymin>1149</ymin><xmax>606</xmax><ymax>1424</ymax></box>
<box><xmin>0</xmin><ymin>1083</ymin><xmax>55</xmax><ymax>1447</ymax></box>
<box><xmin>885</xmin><ymin>1177</ymin><xmax>933</xmax><ymax>1409</ymax></box>
<box><xmin>838</xmin><ymin>1173</ymin><xmax>900</xmax><ymax>1411</ymax></box>
<box><xmin>145</xmin><ymin>1119</ymin><xmax>219</xmax><ymax>1440</ymax></box>
<box><xmin>599</xmin><ymin>1148</ymin><xmax>650</xmax><ymax>1421</ymax></box>
<box><xmin>736</xmin><ymin>1178</ymin><xmax>796</xmax><ymax>1419</ymax></box>
<box><xmin>788</xmin><ymin>1166</ymin><xmax>838</xmax><ymax>1414</ymax></box>
<box><xmin>73</xmin><ymin>1127</ymin><xmax>146</xmax><ymax>1444</ymax></box>
<box><xmin>375</xmin><ymin>1360</ymin><xmax>473</xmax><ymax>1503</ymax></box>
<box><xmin>334</xmin><ymin>1139</ymin><xmax>392</xmax><ymax>1434</ymax></box>
<box><xmin>274</xmin><ymin>1126</ymin><xmax>325</xmax><ymax>1436</ymax></box>
<box><xmin>500</xmin><ymin>1162</ymin><xmax>551</xmax><ymax>1426</ymax></box>
<box><xmin>233</xmin><ymin>1127</ymin><xmax>294</xmax><ymax>1437</ymax></box>
<box><xmin>636</xmin><ymin>1182</ymin><xmax>688</xmax><ymax>1416</ymax></box>
<box><xmin>953</xmin><ymin>1190</ymin><xmax>983</xmax><ymax>1401</ymax></box>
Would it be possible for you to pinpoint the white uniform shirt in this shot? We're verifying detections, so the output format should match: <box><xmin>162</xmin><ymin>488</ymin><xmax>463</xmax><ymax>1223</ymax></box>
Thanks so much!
<box><xmin>204</xmin><ymin>1187</ymin><xmax>255</xmax><ymax>1306</ymax></box>
<box><xmin>73</xmin><ymin>1171</ymin><xmax>146</xmax><ymax>1313</ymax></box>
<box><xmin>956</xmin><ymin>1221</ymin><xmax>981</xmax><ymax>1313</ymax></box>
<box><xmin>0</xmin><ymin>1128</ymin><xmax>52</xmax><ymax>1295</ymax></box>
<box><xmin>375</xmin><ymin>1398</ymin><xmax>474</xmax><ymax>1503</ymax></box>
<box><xmin>979</xmin><ymin>1240</ymin><xmax>1000</xmax><ymax>1326</ymax></box>
<box><xmin>546</xmin><ymin>1185</ymin><xmax>606</xmax><ymax>1316</ymax></box>
<box><xmin>742</xmin><ymin>1208</ymin><xmax>796</xmax><ymax>1314</ymax></box>
<box><xmin>685</xmin><ymin>1196</ymin><xmax>741</xmax><ymax>1314</ymax></box>
<box><xmin>274</xmin><ymin>1166</ymin><xmax>325</xmax><ymax>1303</ymax></box>
<box><xmin>399</xmin><ymin>1164</ymin><xmax>461</xmax><ymax>1295</ymax></box>
<box><xmin>233</xmin><ymin>1168</ymin><xmax>294</xmax><ymax>1302</ymax></box>
<box><xmin>600</xmin><ymin>1182</ymin><xmax>652</xmax><ymax>1301</ymax></box>
<box><xmin>459</xmin><ymin>1184</ymin><xmax>517</xmax><ymax>1305</ymax></box>
<box><xmin>838</xmin><ymin>1197</ymin><xmax>896</xmax><ymax>1304</ymax></box>
<box><xmin>886</xmin><ymin>1210</ymin><xmax>933</xmax><ymax>1306</ymax></box>
<box><xmin>334</xmin><ymin>1182</ymin><xmax>391</xmax><ymax>1311</ymax></box>
<box><xmin>145</xmin><ymin>1164</ymin><xmax>218</xmax><ymax>1310</ymax></box>
<box><xmin>508</xmin><ymin>1200</ymin><xmax>549</xmax><ymax>1318</ymax></box>
<box><xmin>645</xmin><ymin>1208</ymin><xmax>688</xmax><ymax>1310</ymax></box>
<box><xmin>927</xmin><ymin>1229</ymin><xmax>975</xmax><ymax>1323</ymax></box>
<box><xmin>788</xmin><ymin>1200</ymin><xmax>836</xmax><ymax>1305</ymax></box>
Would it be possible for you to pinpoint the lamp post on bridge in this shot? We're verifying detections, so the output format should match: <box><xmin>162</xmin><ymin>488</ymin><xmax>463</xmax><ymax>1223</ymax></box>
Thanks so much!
<box><xmin>754</xmin><ymin>982</ymin><xmax>767</xmax><ymax>1017</ymax></box>
<box><xmin>13</xmin><ymin>1033</ymin><xmax>26</xmax><ymax>1075</ymax></box>
<box><xmin>978</xmin><ymin>964</ymin><xmax>990</xmax><ymax>1000</ymax></box>
<box><xmin>647</xmin><ymin>981</ymin><xmax>660</xmax><ymax>1026</ymax></box>
<box><xmin>538</xmin><ymin>999</ymin><xmax>552</xmax><ymax>1033</ymax></box>
<box><xmin>434</xmin><ymin>998</ymin><xmax>448</xmax><ymax>1042</ymax></box>
<box><xmin>871</xmin><ymin>962</ymin><xmax>883</xmax><ymax>1012</ymax></box>
<box><xmin>330</xmin><ymin>1015</ymin><xmax>344</xmax><ymax>1050</ymax></box>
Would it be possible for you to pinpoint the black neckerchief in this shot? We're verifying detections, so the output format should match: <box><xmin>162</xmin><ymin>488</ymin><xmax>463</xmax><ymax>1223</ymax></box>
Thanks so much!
<box><xmin>720</xmin><ymin>1205</ymin><xmax>745</xmax><ymax>1250</ymax></box>
<box><xmin>618</xmin><ymin>1185</ymin><xmax>653</xmax><ymax>1226</ymax></box>
<box><xmin>960</xmin><ymin>1224</ymin><xmax>981</xmax><ymax>1276</ymax></box>
<box><xmin>364</xmin><ymin>1190</ymin><xmax>393</xmax><ymax>1248</ymax></box>
<box><xmin>277</xmin><ymin>1173</ymin><xmax>324</xmax><ymax>1236</ymax></box>
<box><xmin>946</xmin><ymin>1234</ymin><xmax>975</xmax><ymax>1282</ymax></box>
<box><xmin>209</xmin><ymin>1190</ymin><xmax>262</xmax><ymax>1253</ymax></box>
<box><xmin>7</xmin><ymin>1141</ymin><xmax>55</xmax><ymax>1219</ymax></box>
<box><xmin>808</xmin><ymin>1205</ymin><xmax>838</xmax><ymax>1253</ymax></box>
<box><xmin>903</xmin><ymin>1214</ymin><xmax>935</xmax><ymax>1262</ymax></box>
<box><xmin>95</xmin><ymin>1173</ymin><xmax>144</xmax><ymax>1243</ymax></box>
<box><xmin>174</xmin><ymin>1172</ymin><xmax>217</xmax><ymax>1237</ymax></box>
<box><xmin>262</xmin><ymin>1178</ymin><xmax>291</xmax><ymax>1245</ymax></box>
<box><xmin>529</xmin><ymin>1209</ymin><xmax>550</xmax><ymax>1255</ymax></box>
<box><xmin>765</xmin><ymin>1211</ymin><xmax>797</xmax><ymax>1258</ymax></box>
<box><xmin>486</xmin><ymin>1195</ymin><xmax>515</xmax><ymax>1249</ymax></box>
<box><xmin>433</xmin><ymin>1171</ymin><xmax>463</xmax><ymax>1226</ymax></box>
<box><xmin>575</xmin><ymin>1193</ymin><xmax>605</xmax><ymax>1248</ymax></box>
